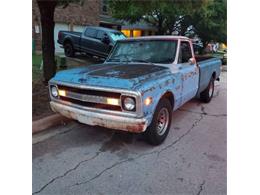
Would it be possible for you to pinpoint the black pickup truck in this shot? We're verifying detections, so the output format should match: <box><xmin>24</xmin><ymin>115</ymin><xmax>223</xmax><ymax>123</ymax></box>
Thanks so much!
<box><xmin>57</xmin><ymin>26</ymin><xmax>126</xmax><ymax>58</ymax></box>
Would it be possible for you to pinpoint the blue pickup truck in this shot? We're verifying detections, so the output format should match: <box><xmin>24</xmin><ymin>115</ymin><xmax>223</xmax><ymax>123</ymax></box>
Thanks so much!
<box><xmin>49</xmin><ymin>36</ymin><xmax>221</xmax><ymax>145</ymax></box>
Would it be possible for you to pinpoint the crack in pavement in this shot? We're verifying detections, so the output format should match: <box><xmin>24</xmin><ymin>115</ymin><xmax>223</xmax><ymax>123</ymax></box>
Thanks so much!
<box><xmin>32</xmin><ymin>132</ymin><xmax>117</xmax><ymax>194</ymax></box>
<box><xmin>196</xmin><ymin>180</ymin><xmax>206</xmax><ymax>195</ymax></box>
<box><xmin>178</xmin><ymin>108</ymin><xmax>226</xmax><ymax>117</ymax></box>
<box><xmin>32</xmin><ymin>152</ymin><xmax>101</xmax><ymax>195</ymax></box>
<box><xmin>157</xmin><ymin>113</ymin><xmax>204</xmax><ymax>157</ymax></box>
<box><xmin>70</xmin><ymin>114</ymin><xmax>205</xmax><ymax>188</ymax></box>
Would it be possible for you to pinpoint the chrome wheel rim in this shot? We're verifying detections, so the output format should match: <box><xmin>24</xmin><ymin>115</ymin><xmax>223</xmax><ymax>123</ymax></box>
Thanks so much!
<box><xmin>209</xmin><ymin>81</ymin><xmax>214</xmax><ymax>97</ymax></box>
<box><xmin>156</xmin><ymin>108</ymin><xmax>169</xmax><ymax>136</ymax></box>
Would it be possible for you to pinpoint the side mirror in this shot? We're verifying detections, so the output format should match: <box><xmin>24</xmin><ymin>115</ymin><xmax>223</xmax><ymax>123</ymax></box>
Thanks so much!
<box><xmin>102</xmin><ymin>36</ymin><xmax>110</xmax><ymax>45</ymax></box>
<box><xmin>188</xmin><ymin>58</ymin><xmax>196</xmax><ymax>65</ymax></box>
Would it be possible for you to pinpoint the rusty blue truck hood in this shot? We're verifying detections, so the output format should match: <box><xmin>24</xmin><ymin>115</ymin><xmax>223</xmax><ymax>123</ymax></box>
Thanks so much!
<box><xmin>51</xmin><ymin>63</ymin><xmax>171</xmax><ymax>90</ymax></box>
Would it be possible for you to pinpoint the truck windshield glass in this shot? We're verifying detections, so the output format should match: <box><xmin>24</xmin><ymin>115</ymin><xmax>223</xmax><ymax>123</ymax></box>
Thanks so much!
<box><xmin>107</xmin><ymin>40</ymin><xmax>177</xmax><ymax>64</ymax></box>
<box><xmin>109</xmin><ymin>32</ymin><xmax>126</xmax><ymax>42</ymax></box>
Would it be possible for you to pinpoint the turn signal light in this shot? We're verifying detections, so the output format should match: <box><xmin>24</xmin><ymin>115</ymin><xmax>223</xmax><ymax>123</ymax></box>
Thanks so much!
<box><xmin>144</xmin><ymin>97</ymin><xmax>152</xmax><ymax>106</ymax></box>
<box><xmin>58</xmin><ymin>90</ymin><xmax>66</xmax><ymax>97</ymax></box>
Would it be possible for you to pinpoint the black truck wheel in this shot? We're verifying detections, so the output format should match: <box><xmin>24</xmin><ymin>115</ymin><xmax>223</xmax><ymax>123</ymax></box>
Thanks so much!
<box><xmin>200</xmin><ymin>77</ymin><xmax>214</xmax><ymax>103</ymax></box>
<box><xmin>145</xmin><ymin>98</ymin><xmax>172</xmax><ymax>145</ymax></box>
<box><xmin>64</xmin><ymin>42</ymin><xmax>75</xmax><ymax>57</ymax></box>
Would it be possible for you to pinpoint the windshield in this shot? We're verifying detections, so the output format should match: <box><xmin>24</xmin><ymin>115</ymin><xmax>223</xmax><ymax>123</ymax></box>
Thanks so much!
<box><xmin>109</xmin><ymin>32</ymin><xmax>126</xmax><ymax>42</ymax></box>
<box><xmin>107</xmin><ymin>40</ymin><xmax>177</xmax><ymax>64</ymax></box>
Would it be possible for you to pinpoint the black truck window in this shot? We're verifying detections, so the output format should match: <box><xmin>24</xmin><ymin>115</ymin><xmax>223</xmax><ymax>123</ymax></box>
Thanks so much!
<box><xmin>96</xmin><ymin>30</ymin><xmax>105</xmax><ymax>40</ymax></box>
<box><xmin>84</xmin><ymin>28</ymin><xmax>97</xmax><ymax>38</ymax></box>
<box><xmin>179</xmin><ymin>41</ymin><xmax>192</xmax><ymax>63</ymax></box>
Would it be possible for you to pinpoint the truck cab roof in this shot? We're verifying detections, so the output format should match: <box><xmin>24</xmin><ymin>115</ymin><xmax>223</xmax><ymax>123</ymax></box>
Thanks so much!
<box><xmin>85</xmin><ymin>26</ymin><xmax>121</xmax><ymax>33</ymax></box>
<box><xmin>117</xmin><ymin>35</ymin><xmax>190</xmax><ymax>42</ymax></box>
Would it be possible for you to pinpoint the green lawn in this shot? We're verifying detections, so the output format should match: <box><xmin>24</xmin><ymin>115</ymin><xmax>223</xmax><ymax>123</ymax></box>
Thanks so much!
<box><xmin>32</xmin><ymin>53</ymin><xmax>42</xmax><ymax>66</ymax></box>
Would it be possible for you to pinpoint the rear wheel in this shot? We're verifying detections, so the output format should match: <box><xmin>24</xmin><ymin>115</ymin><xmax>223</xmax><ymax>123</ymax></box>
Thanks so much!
<box><xmin>200</xmin><ymin>77</ymin><xmax>214</xmax><ymax>103</ymax></box>
<box><xmin>64</xmin><ymin>42</ymin><xmax>74</xmax><ymax>57</ymax></box>
<box><xmin>144</xmin><ymin>98</ymin><xmax>172</xmax><ymax>145</ymax></box>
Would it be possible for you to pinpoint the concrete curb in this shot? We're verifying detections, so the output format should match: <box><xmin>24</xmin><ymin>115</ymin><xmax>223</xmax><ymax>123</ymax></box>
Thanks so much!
<box><xmin>32</xmin><ymin>114</ymin><xmax>71</xmax><ymax>134</ymax></box>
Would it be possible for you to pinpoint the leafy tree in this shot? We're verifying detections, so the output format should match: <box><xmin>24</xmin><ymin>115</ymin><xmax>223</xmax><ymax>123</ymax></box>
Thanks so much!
<box><xmin>36</xmin><ymin>0</ymin><xmax>82</xmax><ymax>83</ymax></box>
<box><xmin>109</xmin><ymin>0</ymin><xmax>203</xmax><ymax>35</ymax></box>
<box><xmin>191</xmin><ymin>0</ymin><xmax>227</xmax><ymax>48</ymax></box>
<box><xmin>109</xmin><ymin>0</ymin><xmax>226</xmax><ymax>49</ymax></box>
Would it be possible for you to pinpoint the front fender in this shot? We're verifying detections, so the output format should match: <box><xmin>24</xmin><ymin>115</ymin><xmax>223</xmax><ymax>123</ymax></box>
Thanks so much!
<box><xmin>136</xmin><ymin>73</ymin><xmax>183</xmax><ymax>127</ymax></box>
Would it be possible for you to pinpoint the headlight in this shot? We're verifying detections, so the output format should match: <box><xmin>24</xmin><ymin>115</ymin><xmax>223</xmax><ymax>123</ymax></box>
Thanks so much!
<box><xmin>123</xmin><ymin>97</ymin><xmax>136</xmax><ymax>111</ymax></box>
<box><xmin>51</xmin><ymin>86</ymin><xmax>58</xmax><ymax>97</ymax></box>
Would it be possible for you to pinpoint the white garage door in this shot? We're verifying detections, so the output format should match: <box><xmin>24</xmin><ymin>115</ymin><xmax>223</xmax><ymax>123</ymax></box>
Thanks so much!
<box><xmin>73</xmin><ymin>25</ymin><xmax>85</xmax><ymax>33</ymax></box>
<box><xmin>54</xmin><ymin>23</ymin><xmax>69</xmax><ymax>54</ymax></box>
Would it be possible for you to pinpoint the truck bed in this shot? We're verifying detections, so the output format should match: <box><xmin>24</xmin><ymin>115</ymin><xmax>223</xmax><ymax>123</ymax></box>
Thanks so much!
<box><xmin>195</xmin><ymin>55</ymin><xmax>216</xmax><ymax>62</ymax></box>
<box><xmin>58</xmin><ymin>31</ymin><xmax>82</xmax><ymax>49</ymax></box>
<box><xmin>60</xmin><ymin>31</ymin><xmax>81</xmax><ymax>37</ymax></box>
<box><xmin>196</xmin><ymin>55</ymin><xmax>221</xmax><ymax>95</ymax></box>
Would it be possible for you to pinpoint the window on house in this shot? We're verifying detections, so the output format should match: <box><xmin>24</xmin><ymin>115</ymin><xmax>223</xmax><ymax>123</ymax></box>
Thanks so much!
<box><xmin>101</xmin><ymin>0</ymin><xmax>108</xmax><ymax>14</ymax></box>
<box><xmin>179</xmin><ymin>41</ymin><xmax>192</xmax><ymax>63</ymax></box>
<box><xmin>133</xmin><ymin>30</ymin><xmax>141</xmax><ymax>37</ymax></box>
<box><xmin>121</xmin><ymin>30</ymin><xmax>130</xmax><ymax>37</ymax></box>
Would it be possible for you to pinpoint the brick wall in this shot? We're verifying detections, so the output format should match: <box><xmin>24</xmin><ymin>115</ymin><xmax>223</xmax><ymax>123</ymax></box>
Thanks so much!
<box><xmin>55</xmin><ymin>1</ymin><xmax>100</xmax><ymax>26</ymax></box>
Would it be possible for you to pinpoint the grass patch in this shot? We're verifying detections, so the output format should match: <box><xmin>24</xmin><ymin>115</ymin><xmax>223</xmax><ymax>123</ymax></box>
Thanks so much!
<box><xmin>32</xmin><ymin>53</ymin><xmax>42</xmax><ymax>66</ymax></box>
<box><xmin>32</xmin><ymin>54</ymin><xmax>43</xmax><ymax>83</ymax></box>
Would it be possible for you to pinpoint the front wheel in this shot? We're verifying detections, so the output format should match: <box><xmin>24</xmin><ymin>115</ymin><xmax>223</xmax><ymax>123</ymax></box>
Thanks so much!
<box><xmin>144</xmin><ymin>98</ymin><xmax>172</xmax><ymax>145</ymax></box>
<box><xmin>200</xmin><ymin>77</ymin><xmax>214</xmax><ymax>103</ymax></box>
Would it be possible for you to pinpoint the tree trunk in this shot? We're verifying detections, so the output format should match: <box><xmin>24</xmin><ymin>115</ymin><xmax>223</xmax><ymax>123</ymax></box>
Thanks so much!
<box><xmin>156</xmin><ymin>17</ymin><xmax>164</xmax><ymax>35</ymax></box>
<box><xmin>37</xmin><ymin>0</ymin><xmax>57</xmax><ymax>83</ymax></box>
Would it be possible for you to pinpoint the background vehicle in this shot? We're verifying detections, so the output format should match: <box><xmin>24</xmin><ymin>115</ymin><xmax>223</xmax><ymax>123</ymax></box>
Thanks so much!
<box><xmin>57</xmin><ymin>26</ymin><xmax>126</xmax><ymax>58</ymax></box>
<box><xmin>49</xmin><ymin>36</ymin><xmax>221</xmax><ymax>145</ymax></box>
<box><xmin>193</xmin><ymin>43</ymin><xmax>227</xmax><ymax>65</ymax></box>
<box><xmin>213</xmin><ymin>49</ymin><xmax>227</xmax><ymax>65</ymax></box>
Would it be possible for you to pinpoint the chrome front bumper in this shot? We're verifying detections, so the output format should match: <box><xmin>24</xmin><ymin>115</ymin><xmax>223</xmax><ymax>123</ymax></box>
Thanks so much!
<box><xmin>50</xmin><ymin>101</ymin><xmax>148</xmax><ymax>133</ymax></box>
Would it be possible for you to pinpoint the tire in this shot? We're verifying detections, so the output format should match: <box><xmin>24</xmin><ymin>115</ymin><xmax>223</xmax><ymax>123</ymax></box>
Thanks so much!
<box><xmin>200</xmin><ymin>77</ymin><xmax>214</xmax><ymax>103</ymax></box>
<box><xmin>64</xmin><ymin>42</ymin><xmax>74</xmax><ymax>57</ymax></box>
<box><xmin>144</xmin><ymin>98</ymin><xmax>172</xmax><ymax>145</ymax></box>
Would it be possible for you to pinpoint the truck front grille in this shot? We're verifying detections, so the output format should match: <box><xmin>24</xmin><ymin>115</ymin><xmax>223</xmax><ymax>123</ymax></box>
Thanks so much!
<box><xmin>57</xmin><ymin>85</ymin><xmax>122</xmax><ymax>111</ymax></box>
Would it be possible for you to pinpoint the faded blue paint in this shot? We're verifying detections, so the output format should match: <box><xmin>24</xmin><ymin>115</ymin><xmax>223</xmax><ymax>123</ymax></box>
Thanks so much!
<box><xmin>136</xmin><ymin>72</ymin><xmax>182</xmax><ymax>125</ymax></box>
<box><xmin>197</xmin><ymin>58</ymin><xmax>221</xmax><ymax>95</ymax></box>
<box><xmin>178</xmin><ymin>63</ymin><xmax>200</xmax><ymax>104</ymax></box>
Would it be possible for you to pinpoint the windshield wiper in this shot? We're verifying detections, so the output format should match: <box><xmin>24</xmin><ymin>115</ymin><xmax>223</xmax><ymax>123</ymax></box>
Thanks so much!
<box><xmin>107</xmin><ymin>58</ymin><xmax>121</xmax><ymax>62</ymax></box>
<box><xmin>107</xmin><ymin>54</ymin><xmax>130</xmax><ymax>62</ymax></box>
<box><xmin>155</xmin><ymin>58</ymin><xmax>174</xmax><ymax>64</ymax></box>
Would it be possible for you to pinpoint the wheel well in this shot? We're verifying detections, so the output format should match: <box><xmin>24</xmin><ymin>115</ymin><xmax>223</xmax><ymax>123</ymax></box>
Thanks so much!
<box><xmin>63</xmin><ymin>39</ymin><xmax>73</xmax><ymax>47</ymax></box>
<box><xmin>212</xmin><ymin>72</ymin><xmax>216</xmax><ymax>79</ymax></box>
<box><xmin>161</xmin><ymin>91</ymin><xmax>175</xmax><ymax>109</ymax></box>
